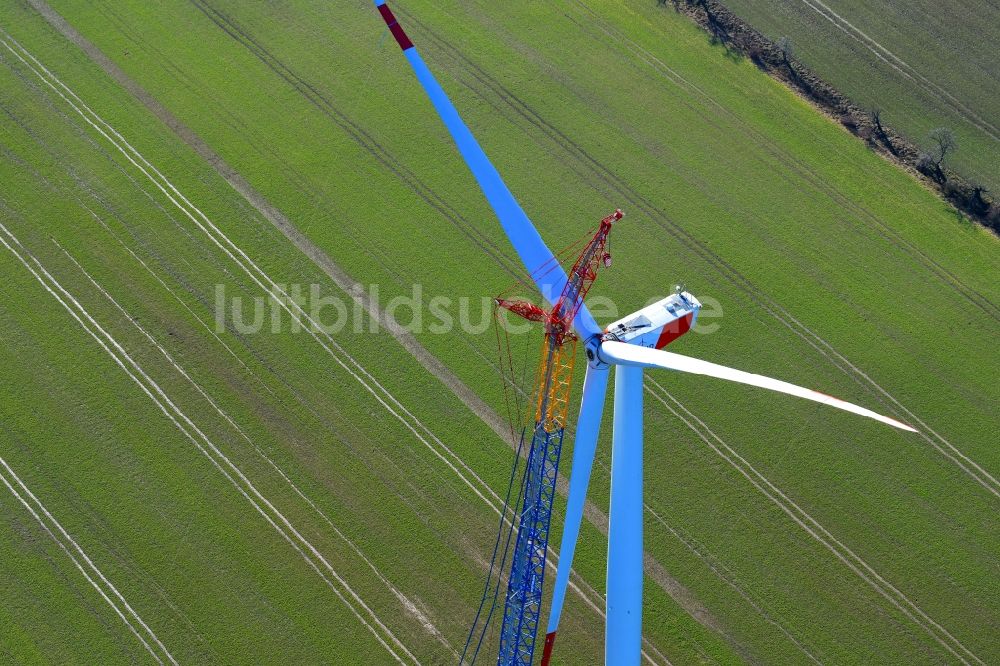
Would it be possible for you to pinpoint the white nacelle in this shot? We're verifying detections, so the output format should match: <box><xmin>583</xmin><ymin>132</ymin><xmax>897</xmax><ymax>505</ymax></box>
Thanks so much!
<box><xmin>604</xmin><ymin>291</ymin><xmax>701</xmax><ymax>349</ymax></box>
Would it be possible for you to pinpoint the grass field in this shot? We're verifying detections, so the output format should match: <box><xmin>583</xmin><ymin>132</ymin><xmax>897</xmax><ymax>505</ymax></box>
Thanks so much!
<box><xmin>717</xmin><ymin>0</ymin><xmax>1000</xmax><ymax>192</ymax></box>
<box><xmin>0</xmin><ymin>0</ymin><xmax>997</xmax><ymax>663</ymax></box>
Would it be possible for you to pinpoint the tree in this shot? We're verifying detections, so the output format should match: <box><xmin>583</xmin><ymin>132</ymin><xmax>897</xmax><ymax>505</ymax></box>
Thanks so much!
<box><xmin>776</xmin><ymin>36</ymin><xmax>793</xmax><ymax>66</ymax></box>
<box><xmin>970</xmin><ymin>185</ymin><xmax>990</xmax><ymax>215</ymax></box>
<box><xmin>869</xmin><ymin>107</ymin><xmax>896</xmax><ymax>153</ymax></box>
<box><xmin>918</xmin><ymin>127</ymin><xmax>956</xmax><ymax>183</ymax></box>
<box><xmin>870</xmin><ymin>107</ymin><xmax>884</xmax><ymax>135</ymax></box>
<box><xmin>928</xmin><ymin>127</ymin><xmax>956</xmax><ymax>165</ymax></box>
<box><xmin>917</xmin><ymin>127</ymin><xmax>957</xmax><ymax>183</ymax></box>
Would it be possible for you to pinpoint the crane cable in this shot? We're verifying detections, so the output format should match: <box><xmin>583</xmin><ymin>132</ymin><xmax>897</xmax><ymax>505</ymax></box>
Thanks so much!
<box><xmin>461</xmin><ymin>308</ymin><xmax>534</xmax><ymax>663</ymax></box>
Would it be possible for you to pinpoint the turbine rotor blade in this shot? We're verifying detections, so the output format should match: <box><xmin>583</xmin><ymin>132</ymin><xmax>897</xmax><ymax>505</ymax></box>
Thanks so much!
<box><xmin>599</xmin><ymin>341</ymin><xmax>917</xmax><ymax>432</ymax></box>
<box><xmin>541</xmin><ymin>365</ymin><xmax>609</xmax><ymax>666</ymax></box>
<box><xmin>374</xmin><ymin>0</ymin><xmax>601</xmax><ymax>339</ymax></box>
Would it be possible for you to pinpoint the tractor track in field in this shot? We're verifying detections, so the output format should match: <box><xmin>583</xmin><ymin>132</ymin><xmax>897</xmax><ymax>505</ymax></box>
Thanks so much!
<box><xmin>644</xmin><ymin>377</ymin><xmax>985</xmax><ymax>665</ymax></box>
<box><xmin>1</xmin><ymin>26</ymin><xmax>515</xmax><ymax>656</ymax></box>
<box><xmin>0</xmin><ymin>63</ymin><xmax>316</xmax><ymax>424</ymax></box>
<box><xmin>24</xmin><ymin>127</ymin><xmax>496</xmax><ymax>659</ymax></box>
<box><xmin>3</xmin><ymin>16</ymin><xmax>503</xmax><ymax>521</ymax></box>
<box><xmin>3</xmin><ymin>21</ymin><xmax>677</xmax><ymax>662</ymax></box>
<box><xmin>80</xmin><ymin>190</ymin><xmax>497</xmax><ymax>596</ymax></box>
<box><xmin>87</xmin><ymin>0</ymin><xmax>520</xmax><ymax>385</ymax></box>
<box><xmin>59</xmin><ymin>0</ymin><xmax>527</xmax><ymax>449</ymax></box>
<box><xmin>87</xmin><ymin>0</ymin><xmax>411</xmax><ymax>291</ymax></box>
<box><xmin>0</xmin><ymin>32</ymin><xmax>443</xmax><ymax>664</ymax></box>
<box><xmin>643</xmin><ymin>503</ymin><xmax>824</xmax><ymax>665</ymax></box>
<box><xmin>56</xmin><ymin>240</ymin><xmax>458</xmax><ymax>659</ymax></box>
<box><xmin>402</xmin><ymin>7</ymin><xmax>1000</xmax><ymax>501</ymax></box>
<box><xmin>0</xmin><ymin>447</ymin><xmax>176</xmax><ymax>664</ymax></box>
<box><xmin>0</xmin><ymin>327</ymin><xmax>215</xmax><ymax>661</ymax></box>
<box><xmin>795</xmin><ymin>0</ymin><xmax>1000</xmax><ymax>142</ymax></box>
<box><xmin>185</xmin><ymin>0</ymin><xmax>530</xmax><ymax>293</ymax></box>
<box><xmin>90</xmin><ymin>0</ymin><xmax>519</xmax><ymax>388</ymax></box>
<box><xmin>0</xmin><ymin>212</ymin><xmax>418</xmax><ymax>665</ymax></box>
<box><xmin>3</xmin><ymin>83</ymin><xmax>440</xmax><ymax>472</ymax></box>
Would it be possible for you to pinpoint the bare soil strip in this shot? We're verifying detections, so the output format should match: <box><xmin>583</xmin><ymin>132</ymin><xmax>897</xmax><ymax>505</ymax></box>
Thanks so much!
<box><xmin>188</xmin><ymin>0</ymin><xmax>527</xmax><ymax>289</ymax></box>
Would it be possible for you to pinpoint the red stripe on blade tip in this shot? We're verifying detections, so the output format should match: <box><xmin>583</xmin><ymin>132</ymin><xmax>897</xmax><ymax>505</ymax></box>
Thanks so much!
<box><xmin>377</xmin><ymin>3</ymin><xmax>414</xmax><ymax>51</ymax></box>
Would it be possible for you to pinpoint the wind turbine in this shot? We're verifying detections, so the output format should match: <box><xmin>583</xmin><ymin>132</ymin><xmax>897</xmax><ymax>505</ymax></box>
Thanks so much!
<box><xmin>371</xmin><ymin>3</ymin><xmax>917</xmax><ymax>664</ymax></box>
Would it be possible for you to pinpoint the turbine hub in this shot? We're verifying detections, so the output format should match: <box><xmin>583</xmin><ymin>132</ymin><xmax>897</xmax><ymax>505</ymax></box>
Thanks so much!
<box><xmin>584</xmin><ymin>334</ymin><xmax>608</xmax><ymax>369</ymax></box>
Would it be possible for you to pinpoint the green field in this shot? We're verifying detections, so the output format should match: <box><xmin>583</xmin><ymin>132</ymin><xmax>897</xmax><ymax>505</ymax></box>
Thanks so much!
<box><xmin>0</xmin><ymin>0</ymin><xmax>997</xmax><ymax>663</ymax></box>
<box><xmin>718</xmin><ymin>0</ymin><xmax>1000</xmax><ymax>192</ymax></box>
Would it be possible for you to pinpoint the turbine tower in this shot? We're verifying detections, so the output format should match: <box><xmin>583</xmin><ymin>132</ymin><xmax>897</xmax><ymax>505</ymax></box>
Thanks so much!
<box><xmin>372</xmin><ymin>3</ymin><xmax>916</xmax><ymax>664</ymax></box>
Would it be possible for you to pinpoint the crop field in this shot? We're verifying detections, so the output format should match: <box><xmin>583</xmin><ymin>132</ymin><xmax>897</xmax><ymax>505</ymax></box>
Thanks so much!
<box><xmin>0</xmin><ymin>0</ymin><xmax>997</xmax><ymax>664</ymax></box>
<box><xmin>719</xmin><ymin>0</ymin><xmax>1000</xmax><ymax>192</ymax></box>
